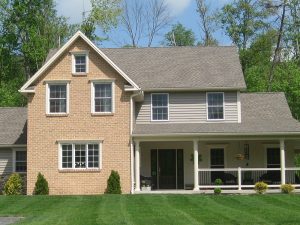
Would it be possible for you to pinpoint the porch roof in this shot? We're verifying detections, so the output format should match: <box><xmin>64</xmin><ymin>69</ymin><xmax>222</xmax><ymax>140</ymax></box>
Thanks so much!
<box><xmin>133</xmin><ymin>93</ymin><xmax>300</xmax><ymax>137</ymax></box>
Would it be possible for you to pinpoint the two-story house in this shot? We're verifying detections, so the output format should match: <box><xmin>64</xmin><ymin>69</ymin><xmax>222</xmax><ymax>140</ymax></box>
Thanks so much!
<box><xmin>1</xmin><ymin>31</ymin><xmax>300</xmax><ymax>194</ymax></box>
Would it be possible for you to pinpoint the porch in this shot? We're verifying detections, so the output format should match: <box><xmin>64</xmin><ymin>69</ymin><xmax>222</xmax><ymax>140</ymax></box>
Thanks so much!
<box><xmin>133</xmin><ymin>138</ymin><xmax>300</xmax><ymax>193</ymax></box>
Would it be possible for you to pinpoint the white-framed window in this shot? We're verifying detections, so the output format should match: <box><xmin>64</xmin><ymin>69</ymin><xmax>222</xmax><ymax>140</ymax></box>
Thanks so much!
<box><xmin>207</xmin><ymin>92</ymin><xmax>224</xmax><ymax>120</ymax></box>
<box><xmin>60</xmin><ymin>143</ymin><xmax>101</xmax><ymax>170</ymax></box>
<box><xmin>151</xmin><ymin>93</ymin><xmax>169</xmax><ymax>121</ymax></box>
<box><xmin>13</xmin><ymin>149</ymin><xmax>27</xmax><ymax>173</ymax></box>
<box><xmin>91</xmin><ymin>81</ymin><xmax>114</xmax><ymax>113</ymax></box>
<box><xmin>46</xmin><ymin>83</ymin><xmax>69</xmax><ymax>114</ymax></box>
<box><xmin>72</xmin><ymin>52</ymin><xmax>89</xmax><ymax>74</ymax></box>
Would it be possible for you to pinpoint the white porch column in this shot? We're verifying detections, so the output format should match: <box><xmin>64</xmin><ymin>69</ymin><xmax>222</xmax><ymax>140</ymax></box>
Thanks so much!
<box><xmin>135</xmin><ymin>141</ymin><xmax>141</xmax><ymax>191</ymax></box>
<box><xmin>280</xmin><ymin>139</ymin><xmax>286</xmax><ymax>185</ymax></box>
<box><xmin>193</xmin><ymin>139</ymin><xmax>199</xmax><ymax>191</ymax></box>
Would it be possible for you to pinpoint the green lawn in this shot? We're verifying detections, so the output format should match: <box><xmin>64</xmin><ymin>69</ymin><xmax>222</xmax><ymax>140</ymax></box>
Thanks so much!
<box><xmin>0</xmin><ymin>194</ymin><xmax>300</xmax><ymax>225</ymax></box>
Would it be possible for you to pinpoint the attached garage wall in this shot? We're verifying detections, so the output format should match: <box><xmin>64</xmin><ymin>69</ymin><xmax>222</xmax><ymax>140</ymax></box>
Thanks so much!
<box><xmin>0</xmin><ymin>148</ymin><xmax>13</xmax><ymax>175</ymax></box>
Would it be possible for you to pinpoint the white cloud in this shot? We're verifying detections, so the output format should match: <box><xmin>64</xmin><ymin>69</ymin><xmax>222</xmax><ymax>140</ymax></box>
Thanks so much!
<box><xmin>55</xmin><ymin>0</ymin><xmax>91</xmax><ymax>24</ymax></box>
<box><xmin>164</xmin><ymin>0</ymin><xmax>192</xmax><ymax>16</ymax></box>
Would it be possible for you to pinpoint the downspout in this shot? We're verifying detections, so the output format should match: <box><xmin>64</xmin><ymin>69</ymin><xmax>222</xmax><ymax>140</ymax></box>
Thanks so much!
<box><xmin>130</xmin><ymin>91</ymin><xmax>143</xmax><ymax>194</ymax></box>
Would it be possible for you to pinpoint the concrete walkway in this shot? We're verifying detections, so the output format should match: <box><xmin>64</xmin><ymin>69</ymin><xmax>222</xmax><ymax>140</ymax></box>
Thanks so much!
<box><xmin>0</xmin><ymin>217</ymin><xmax>23</xmax><ymax>225</ymax></box>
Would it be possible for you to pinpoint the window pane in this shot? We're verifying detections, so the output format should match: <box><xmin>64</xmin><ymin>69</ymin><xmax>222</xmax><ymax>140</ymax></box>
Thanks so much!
<box><xmin>15</xmin><ymin>151</ymin><xmax>27</xmax><ymax>172</ymax></box>
<box><xmin>88</xmin><ymin>144</ymin><xmax>99</xmax><ymax>168</ymax></box>
<box><xmin>207</xmin><ymin>93</ymin><xmax>224</xmax><ymax>120</ymax></box>
<box><xmin>75</xmin><ymin>144</ymin><xmax>86</xmax><ymax>168</ymax></box>
<box><xmin>49</xmin><ymin>85</ymin><xmax>67</xmax><ymax>113</ymax></box>
<box><xmin>75</xmin><ymin>55</ymin><xmax>86</xmax><ymax>73</ymax></box>
<box><xmin>152</xmin><ymin>94</ymin><xmax>168</xmax><ymax>120</ymax></box>
<box><xmin>62</xmin><ymin>144</ymin><xmax>72</xmax><ymax>168</ymax></box>
<box><xmin>94</xmin><ymin>83</ymin><xmax>112</xmax><ymax>113</ymax></box>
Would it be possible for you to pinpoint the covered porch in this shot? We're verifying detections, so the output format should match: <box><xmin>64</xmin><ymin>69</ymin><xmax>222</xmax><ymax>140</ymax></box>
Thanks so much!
<box><xmin>133</xmin><ymin>137</ymin><xmax>300</xmax><ymax>193</ymax></box>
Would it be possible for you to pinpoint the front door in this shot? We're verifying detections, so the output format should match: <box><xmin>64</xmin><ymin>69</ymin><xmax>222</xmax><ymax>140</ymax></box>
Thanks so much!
<box><xmin>151</xmin><ymin>149</ymin><xmax>184</xmax><ymax>189</ymax></box>
<box><xmin>210</xmin><ymin>148</ymin><xmax>225</xmax><ymax>183</ymax></box>
<box><xmin>266</xmin><ymin>148</ymin><xmax>281</xmax><ymax>183</ymax></box>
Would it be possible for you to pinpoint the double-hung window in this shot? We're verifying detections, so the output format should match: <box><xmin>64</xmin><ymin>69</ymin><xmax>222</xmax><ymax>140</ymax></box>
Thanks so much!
<box><xmin>92</xmin><ymin>82</ymin><xmax>114</xmax><ymax>113</ymax></box>
<box><xmin>151</xmin><ymin>93</ymin><xmax>169</xmax><ymax>121</ymax></box>
<box><xmin>61</xmin><ymin>143</ymin><xmax>101</xmax><ymax>170</ymax></box>
<box><xmin>72</xmin><ymin>53</ymin><xmax>88</xmax><ymax>74</ymax></box>
<box><xmin>47</xmin><ymin>84</ymin><xmax>68</xmax><ymax>114</ymax></box>
<box><xmin>207</xmin><ymin>92</ymin><xmax>224</xmax><ymax>120</ymax></box>
<box><xmin>14</xmin><ymin>150</ymin><xmax>27</xmax><ymax>173</ymax></box>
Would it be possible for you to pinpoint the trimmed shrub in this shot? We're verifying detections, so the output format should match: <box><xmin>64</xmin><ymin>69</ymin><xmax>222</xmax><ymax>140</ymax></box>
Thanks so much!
<box><xmin>34</xmin><ymin>173</ymin><xmax>49</xmax><ymax>195</ymax></box>
<box><xmin>281</xmin><ymin>184</ymin><xmax>295</xmax><ymax>194</ymax></box>
<box><xmin>214</xmin><ymin>178</ymin><xmax>223</xmax><ymax>185</ymax></box>
<box><xmin>254</xmin><ymin>181</ymin><xmax>268</xmax><ymax>194</ymax></box>
<box><xmin>3</xmin><ymin>173</ymin><xmax>23</xmax><ymax>195</ymax></box>
<box><xmin>214</xmin><ymin>188</ymin><xmax>221</xmax><ymax>195</ymax></box>
<box><xmin>105</xmin><ymin>170</ymin><xmax>122</xmax><ymax>194</ymax></box>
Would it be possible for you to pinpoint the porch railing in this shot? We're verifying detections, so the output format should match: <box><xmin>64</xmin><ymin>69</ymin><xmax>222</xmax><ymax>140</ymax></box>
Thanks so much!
<box><xmin>198</xmin><ymin>167</ymin><xmax>300</xmax><ymax>190</ymax></box>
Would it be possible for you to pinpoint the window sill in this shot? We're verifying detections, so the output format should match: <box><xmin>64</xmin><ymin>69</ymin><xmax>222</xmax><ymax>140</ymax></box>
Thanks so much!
<box><xmin>72</xmin><ymin>73</ymin><xmax>88</xmax><ymax>76</ymax></box>
<box><xmin>46</xmin><ymin>113</ymin><xmax>68</xmax><ymax>117</ymax></box>
<box><xmin>91</xmin><ymin>113</ymin><xmax>114</xmax><ymax>117</ymax></box>
<box><xmin>59</xmin><ymin>169</ymin><xmax>101</xmax><ymax>173</ymax></box>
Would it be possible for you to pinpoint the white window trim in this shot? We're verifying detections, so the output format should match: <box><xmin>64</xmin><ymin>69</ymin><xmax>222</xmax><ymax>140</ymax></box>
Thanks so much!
<box><xmin>71</xmin><ymin>51</ymin><xmax>89</xmax><ymax>75</ymax></box>
<box><xmin>151</xmin><ymin>93</ymin><xmax>169</xmax><ymax>122</ymax></box>
<box><xmin>12</xmin><ymin>148</ymin><xmax>27</xmax><ymax>173</ymax></box>
<box><xmin>91</xmin><ymin>80</ymin><xmax>115</xmax><ymax>114</ymax></box>
<box><xmin>206</xmin><ymin>92</ymin><xmax>225</xmax><ymax>121</ymax></box>
<box><xmin>46</xmin><ymin>82</ymin><xmax>70</xmax><ymax>115</ymax></box>
<box><xmin>58</xmin><ymin>142</ymin><xmax>102</xmax><ymax>170</ymax></box>
<box><xmin>207</xmin><ymin>146</ymin><xmax>227</xmax><ymax>168</ymax></box>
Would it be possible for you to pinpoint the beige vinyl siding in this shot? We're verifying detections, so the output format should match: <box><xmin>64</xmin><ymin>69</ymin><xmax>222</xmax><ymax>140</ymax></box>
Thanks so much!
<box><xmin>136</xmin><ymin>92</ymin><xmax>238</xmax><ymax>124</ymax></box>
<box><xmin>0</xmin><ymin>149</ymin><xmax>13</xmax><ymax>175</ymax></box>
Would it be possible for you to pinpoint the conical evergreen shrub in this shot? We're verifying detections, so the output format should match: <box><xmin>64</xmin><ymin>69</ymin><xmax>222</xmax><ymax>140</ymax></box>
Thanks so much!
<box><xmin>33</xmin><ymin>172</ymin><xmax>49</xmax><ymax>195</ymax></box>
<box><xmin>105</xmin><ymin>170</ymin><xmax>121</xmax><ymax>194</ymax></box>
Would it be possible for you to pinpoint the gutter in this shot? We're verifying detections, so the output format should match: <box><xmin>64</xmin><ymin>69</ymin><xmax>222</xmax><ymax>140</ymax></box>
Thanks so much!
<box><xmin>129</xmin><ymin>91</ymin><xmax>143</xmax><ymax>194</ymax></box>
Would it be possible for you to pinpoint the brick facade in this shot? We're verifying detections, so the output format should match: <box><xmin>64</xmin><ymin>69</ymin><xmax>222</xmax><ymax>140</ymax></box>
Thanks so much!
<box><xmin>27</xmin><ymin>38</ymin><xmax>131</xmax><ymax>195</ymax></box>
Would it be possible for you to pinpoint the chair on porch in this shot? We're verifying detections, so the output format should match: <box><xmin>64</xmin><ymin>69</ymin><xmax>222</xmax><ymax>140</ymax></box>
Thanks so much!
<box><xmin>211</xmin><ymin>172</ymin><xmax>237</xmax><ymax>185</ymax></box>
<box><xmin>259</xmin><ymin>171</ymin><xmax>281</xmax><ymax>184</ymax></box>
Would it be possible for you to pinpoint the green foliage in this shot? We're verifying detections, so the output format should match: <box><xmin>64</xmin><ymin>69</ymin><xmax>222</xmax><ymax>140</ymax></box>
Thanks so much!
<box><xmin>33</xmin><ymin>172</ymin><xmax>49</xmax><ymax>195</ymax></box>
<box><xmin>214</xmin><ymin>188</ymin><xmax>222</xmax><ymax>195</ymax></box>
<box><xmin>280</xmin><ymin>184</ymin><xmax>295</xmax><ymax>194</ymax></box>
<box><xmin>3</xmin><ymin>173</ymin><xmax>23</xmax><ymax>195</ymax></box>
<box><xmin>105</xmin><ymin>170</ymin><xmax>122</xmax><ymax>194</ymax></box>
<box><xmin>254</xmin><ymin>181</ymin><xmax>268</xmax><ymax>194</ymax></box>
<box><xmin>164</xmin><ymin>23</ymin><xmax>196</xmax><ymax>46</ymax></box>
<box><xmin>219</xmin><ymin>0</ymin><xmax>272</xmax><ymax>50</ymax></box>
<box><xmin>214</xmin><ymin>179</ymin><xmax>223</xmax><ymax>185</ymax></box>
<box><xmin>294</xmin><ymin>154</ymin><xmax>300</xmax><ymax>179</ymax></box>
<box><xmin>81</xmin><ymin>0</ymin><xmax>122</xmax><ymax>41</ymax></box>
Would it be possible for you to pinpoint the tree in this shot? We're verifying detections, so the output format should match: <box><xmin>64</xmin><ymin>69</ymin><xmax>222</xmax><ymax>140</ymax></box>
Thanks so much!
<box><xmin>120</xmin><ymin>0</ymin><xmax>171</xmax><ymax>47</ymax></box>
<box><xmin>219</xmin><ymin>0</ymin><xmax>271</xmax><ymax>50</ymax></box>
<box><xmin>195</xmin><ymin>0</ymin><xmax>218</xmax><ymax>46</ymax></box>
<box><xmin>81</xmin><ymin>0</ymin><xmax>122</xmax><ymax>42</ymax></box>
<box><xmin>164</xmin><ymin>23</ymin><xmax>196</xmax><ymax>46</ymax></box>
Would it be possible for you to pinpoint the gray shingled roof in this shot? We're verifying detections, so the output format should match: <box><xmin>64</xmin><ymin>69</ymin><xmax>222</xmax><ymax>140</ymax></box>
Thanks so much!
<box><xmin>0</xmin><ymin>108</ymin><xmax>27</xmax><ymax>145</ymax></box>
<box><xmin>133</xmin><ymin>93</ymin><xmax>300</xmax><ymax>136</ymax></box>
<box><xmin>102</xmin><ymin>47</ymin><xmax>246</xmax><ymax>90</ymax></box>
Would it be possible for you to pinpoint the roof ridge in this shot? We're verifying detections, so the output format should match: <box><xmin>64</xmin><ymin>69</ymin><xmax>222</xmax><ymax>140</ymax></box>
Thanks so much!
<box><xmin>100</xmin><ymin>46</ymin><xmax>237</xmax><ymax>50</ymax></box>
<box><xmin>241</xmin><ymin>92</ymin><xmax>284</xmax><ymax>95</ymax></box>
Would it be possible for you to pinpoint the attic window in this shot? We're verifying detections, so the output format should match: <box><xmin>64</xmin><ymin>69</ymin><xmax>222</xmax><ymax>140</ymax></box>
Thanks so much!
<box><xmin>72</xmin><ymin>52</ymin><xmax>89</xmax><ymax>74</ymax></box>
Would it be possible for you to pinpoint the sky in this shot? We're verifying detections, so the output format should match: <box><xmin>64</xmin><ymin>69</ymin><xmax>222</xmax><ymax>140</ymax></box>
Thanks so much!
<box><xmin>55</xmin><ymin>0</ymin><xmax>233</xmax><ymax>47</ymax></box>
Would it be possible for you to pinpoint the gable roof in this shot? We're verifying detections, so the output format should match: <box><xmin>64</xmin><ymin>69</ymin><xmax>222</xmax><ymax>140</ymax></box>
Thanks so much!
<box><xmin>133</xmin><ymin>93</ymin><xmax>300</xmax><ymax>137</ymax></box>
<box><xmin>19</xmin><ymin>31</ymin><xmax>140</xmax><ymax>93</ymax></box>
<box><xmin>101</xmin><ymin>46</ymin><xmax>246</xmax><ymax>90</ymax></box>
<box><xmin>0</xmin><ymin>108</ymin><xmax>27</xmax><ymax>145</ymax></box>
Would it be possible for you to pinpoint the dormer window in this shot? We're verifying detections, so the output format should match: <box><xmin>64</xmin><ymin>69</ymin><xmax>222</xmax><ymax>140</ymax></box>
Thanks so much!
<box><xmin>72</xmin><ymin>52</ymin><xmax>89</xmax><ymax>75</ymax></box>
<box><xmin>207</xmin><ymin>92</ymin><xmax>224</xmax><ymax>120</ymax></box>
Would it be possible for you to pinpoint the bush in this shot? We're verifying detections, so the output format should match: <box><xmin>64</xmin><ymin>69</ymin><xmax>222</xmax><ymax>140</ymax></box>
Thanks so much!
<box><xmin>214</xmin><ymin>188</ymin><xmax>221</xmax><ymax>195</ymax></box>
<box><xmin>214</xmin><ymin>179</ymin><xmax>223</xmax><ymax>185</ymax></box>
<box><xmin>254</xmin><ymin>182</ymin><xmax>268</xmax><ymax>194</ymax></box>
<box><xmin>33</xmin><ymin>173</ymin><xmax>49</xmax><ymax>195</ymax></box>
<box><xmin>105</xmin><ymin>170</ymin><xmax>121</xmax><ymax>194</ymax></box>
<box><xmin>3</xmin><ymin>173</ymin><xmax>23</xmax><ymax>195</ymax></box>
<box><xmin>281</xmin><ymin>184</ymin><xmax>295</xmax><ymax>194</ymax></box>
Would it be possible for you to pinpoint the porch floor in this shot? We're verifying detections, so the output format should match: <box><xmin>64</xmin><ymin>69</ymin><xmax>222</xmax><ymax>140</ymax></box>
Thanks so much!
<box><xmin>135</xmin><ymin>189</ymin><xmax>300</xmax><ymax>195</ymax></box>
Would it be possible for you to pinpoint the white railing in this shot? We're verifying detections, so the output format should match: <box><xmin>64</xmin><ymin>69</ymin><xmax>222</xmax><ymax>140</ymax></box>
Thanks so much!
<box><xmin>198</xmin><ymin>167</ymin><xmax>300</xmax><ymax>190</ymax></box>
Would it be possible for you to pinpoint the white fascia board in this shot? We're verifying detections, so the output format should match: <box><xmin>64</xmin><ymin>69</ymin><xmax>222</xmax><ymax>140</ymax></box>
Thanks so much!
<box><xmin>19</xmin><ymin>31</ymin><xmax>140</xmax><ymax>93</ymax></box>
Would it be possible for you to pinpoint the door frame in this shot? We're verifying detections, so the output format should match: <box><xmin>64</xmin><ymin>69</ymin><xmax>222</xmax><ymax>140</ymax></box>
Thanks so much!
<box><xmin>151</xmin><ymin>149</ymin><xmax>184</xmax><ymax>190</ymax></box>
